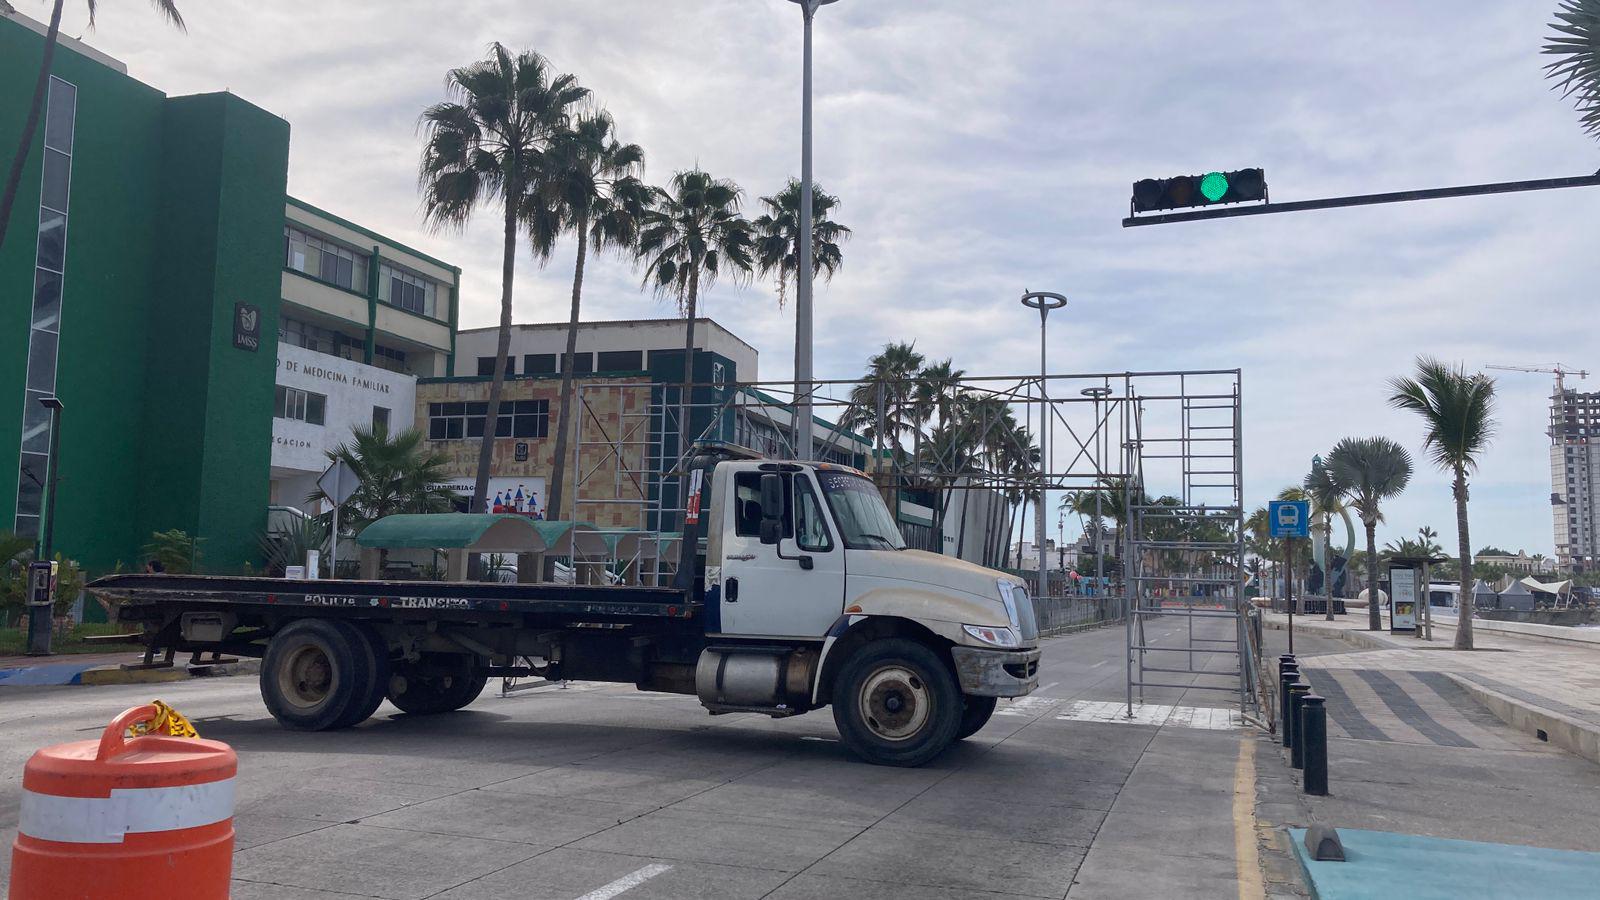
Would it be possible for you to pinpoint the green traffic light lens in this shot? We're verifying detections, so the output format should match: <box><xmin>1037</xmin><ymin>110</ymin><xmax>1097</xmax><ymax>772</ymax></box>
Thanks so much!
<box><xmin>1199</xmin><ymin>171</ymin><xmax>1229</xmax><ymax>202</ymax></box>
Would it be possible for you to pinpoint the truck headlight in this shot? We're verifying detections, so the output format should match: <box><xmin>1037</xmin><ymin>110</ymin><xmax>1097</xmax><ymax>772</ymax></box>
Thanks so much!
<box><xmin>963</xmin><ymin>624</ymin><xmax>1022</xmax><ymax>648</ymax></box>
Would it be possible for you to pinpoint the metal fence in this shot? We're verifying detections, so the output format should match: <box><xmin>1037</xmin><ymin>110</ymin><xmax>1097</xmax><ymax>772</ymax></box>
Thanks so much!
<box><xmin>1033</xmin><ymin>595</ymin><xmax>1129</xmax><ymax>637</ymax></box>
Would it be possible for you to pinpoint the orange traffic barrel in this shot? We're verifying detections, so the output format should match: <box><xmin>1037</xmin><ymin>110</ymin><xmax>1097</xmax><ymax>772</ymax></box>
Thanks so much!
<box><xmin>9</xmin><ymin>703</ymin><xmax>236</xmax><ymax>900</ymax></box>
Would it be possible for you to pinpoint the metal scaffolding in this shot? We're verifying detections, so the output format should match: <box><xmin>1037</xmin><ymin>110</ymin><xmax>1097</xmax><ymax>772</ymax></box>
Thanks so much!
<box><xmin>565</xmin><ymin>368</ymin><xmax>1251</xmax><ymax>691</ymax></box>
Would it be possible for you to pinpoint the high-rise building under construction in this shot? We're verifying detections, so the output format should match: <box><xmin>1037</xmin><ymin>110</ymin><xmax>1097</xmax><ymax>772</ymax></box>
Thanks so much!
<box><xmin>1550</xmin><ymin>389</ymin><xmax>1600</xmax><ymax>572</ymax></box>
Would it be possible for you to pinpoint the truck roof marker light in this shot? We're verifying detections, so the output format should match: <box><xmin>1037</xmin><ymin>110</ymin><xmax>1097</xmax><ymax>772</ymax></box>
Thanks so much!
<box><xmin>845</xmin><ymin>604</ymin><xmax>862</xmax><ymax>614</ymax></box>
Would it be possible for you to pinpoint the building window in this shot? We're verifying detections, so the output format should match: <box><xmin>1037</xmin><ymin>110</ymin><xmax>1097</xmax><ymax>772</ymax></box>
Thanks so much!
<box><xmin>561</xmin><ymin>352</ymin><xmax>594</xmax><ymax>375</ymax></box>
<box><xmin>523</xmin><ymin>353</ymin><xmax>557</xmax><ymax>375</ymax></box>
<box><xmin>284</xmin><ymin>226</ymin><xmax>368</xmax><ymax>291</ymax></box>
<box><xmin>597</xmin><ymin>350</ymin><xmax>643</xmax><ymax>372</ymax></box>
<box><xmin>477</xmin><ymin>356</ymin><xmax>515</xmax><ymax>377</ymax></box>
<box><xmin>275</xmin><ymin>386</ymin><xmax>326</xmax><ymax>426</ymax></box>
<box><xmin>372</xmin><ymin>406</ymin><xmax>390</xmax><ymax>433</ymax></box>
<box><xmin>378</xmin><ymin>263</ymin><xmax>438</xmax><ymax>318</ymax></box>
<box><xmin>16</xmin><ymin>77</ymin><xmax>75</xmax><ymax>536</ymax></box>
<box><xmin>373</xmin><ymin>343</ymin><xmax>407</xmax><ymax>373</ymax></box>
<box><xmin>429</xmin><ymin>399</ymin><xmax>548</xmax><ymax>440</ymax></box>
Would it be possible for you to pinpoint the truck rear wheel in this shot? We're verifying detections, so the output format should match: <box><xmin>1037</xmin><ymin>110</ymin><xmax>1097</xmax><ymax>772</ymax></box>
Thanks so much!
<box><xmin>831</xmin><ymin>639</ymin><xmax>961</xmax><ymax>767</ymax></box>
<box><xmin>387</xmin><ymin>654</ymin><xmax>487</xmax><ymax>715</ymax></box>
<box><xmin>955</xmin><ymin>696</ymin><xmax>998</xmax><ymax>740</ymax></box>
<box><xmin>261</xmin><ymin>619</ymin><xmax>378</xmax><ymax>731</ymax></box>
<box><xmin>335</xmin><ymin>623</ymin><xmax>390</xmax><ymax>728</ymax></box>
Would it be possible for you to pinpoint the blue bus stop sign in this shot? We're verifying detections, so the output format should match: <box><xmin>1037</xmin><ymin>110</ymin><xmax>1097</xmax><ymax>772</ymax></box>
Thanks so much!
<box><xmin>1269</xmin><ymin>500</ymin><xmax>1310</xmax><ymax>539</ymax></box>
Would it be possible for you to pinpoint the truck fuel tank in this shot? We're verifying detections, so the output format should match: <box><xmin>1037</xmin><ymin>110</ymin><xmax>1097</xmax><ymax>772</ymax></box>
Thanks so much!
<box><xmin>694</xmin><ymin>646</ymin><xmax>817</xmax><ymax>716</ymax></box>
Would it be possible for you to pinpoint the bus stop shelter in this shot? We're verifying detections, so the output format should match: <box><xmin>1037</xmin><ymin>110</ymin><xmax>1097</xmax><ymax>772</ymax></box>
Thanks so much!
<box><xmin>357</xmin><ymin>514</ymin><xmax>548</xmax><ymax>582</ymax></box>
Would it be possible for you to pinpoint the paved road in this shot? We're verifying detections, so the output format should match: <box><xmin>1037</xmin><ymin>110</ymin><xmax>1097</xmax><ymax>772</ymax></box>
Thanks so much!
<box><xmin>2</xmin><ymin>619</ymin><xmax>1260</xmax><ymax>900</ymax></box>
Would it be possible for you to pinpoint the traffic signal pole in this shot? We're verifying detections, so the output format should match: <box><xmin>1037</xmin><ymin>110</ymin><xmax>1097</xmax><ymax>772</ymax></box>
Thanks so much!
<box><xmin>1124</xmin><ymin>172</ymin><xmax>1600</xmax><ymax>227</ymax></box>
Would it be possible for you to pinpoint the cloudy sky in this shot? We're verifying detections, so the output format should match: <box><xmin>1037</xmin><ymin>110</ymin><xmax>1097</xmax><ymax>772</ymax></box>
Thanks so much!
<box><xmin>39</xmin><ymin>0</ymin><xmax>1600</xmax><ymax>556</ymax></box>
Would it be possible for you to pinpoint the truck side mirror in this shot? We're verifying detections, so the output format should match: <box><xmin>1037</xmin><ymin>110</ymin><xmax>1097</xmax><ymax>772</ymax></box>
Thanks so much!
<box><xmin>759</xmin><ymin>474</ymin><xmax>784</xmax><ymax>545</ymax></box>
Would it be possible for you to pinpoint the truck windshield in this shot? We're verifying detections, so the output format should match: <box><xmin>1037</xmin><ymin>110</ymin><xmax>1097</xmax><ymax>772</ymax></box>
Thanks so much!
<box><xmin>815</xmin><ymin>470</ymin><xmax>906</xmax><ymax>551</ymax></box>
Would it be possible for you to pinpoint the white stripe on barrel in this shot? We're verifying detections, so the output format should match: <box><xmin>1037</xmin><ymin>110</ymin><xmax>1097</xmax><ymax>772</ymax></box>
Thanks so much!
<box><xmin>19</xmin><ymin>778</ymin><xmax>236</xmax><ymax>844</ymax></box>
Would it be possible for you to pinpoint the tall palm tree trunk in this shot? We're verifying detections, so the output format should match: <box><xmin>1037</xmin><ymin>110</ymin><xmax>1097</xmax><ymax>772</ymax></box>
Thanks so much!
<box><xmin>678</xmin><ymin>263</ymin><xmax>701</xmax><ymax>525</ymax></box>
<box><xmin>473</xmin><ymin>200</ymin><xmax>518</xmax><ymax>516</ymax></box>
<box><xmin>0</xmin><ymin>0</ymin><xmax>66</xmax><ymax>253</ymax></box>
<box><xmin>1365</xmin><ymin>519</ymin><xmax>1381</xmax><ymax>631</ymax></box>
<box><xmin>546</xmin><ymin>217</ymin><xmax>588</xmax><ymax>523</ymax></box>
<box><xmin>1453</xmin><ymin>467</ymin><xmax>1475</xmax><ymax>650</ymax></box>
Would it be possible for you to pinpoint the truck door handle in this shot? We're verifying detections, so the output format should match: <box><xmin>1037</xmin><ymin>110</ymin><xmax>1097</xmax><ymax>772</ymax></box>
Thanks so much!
<box><xmin>726</xmin><ymin>578</ymin><xmax>739</xmax><ymax>602</ymax></box>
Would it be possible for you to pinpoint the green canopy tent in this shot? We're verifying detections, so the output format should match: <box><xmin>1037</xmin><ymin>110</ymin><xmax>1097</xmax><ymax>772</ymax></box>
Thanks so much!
<box><xmin>356</xmin><ymin>514</ymin><xmax>548</xmax><ymax>582</ymax></box>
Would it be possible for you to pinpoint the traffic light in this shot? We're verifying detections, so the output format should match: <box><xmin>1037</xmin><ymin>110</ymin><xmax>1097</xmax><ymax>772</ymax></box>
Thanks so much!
<box><xmin>1131</xmin><ymin>168</ymin><xmax>1266</xmax><ymax>213</ymax></box>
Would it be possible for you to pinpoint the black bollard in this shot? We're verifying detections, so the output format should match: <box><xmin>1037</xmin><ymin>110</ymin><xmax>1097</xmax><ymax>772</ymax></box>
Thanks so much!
<box><xmin>1289</xmin><ymin>681</ymin><xmax>1310</xmax><ymax>769</ymax></box>
<box><xmin>1280</xmin><ymin>665</ymin><xmax>1300</xmax><ymax>747</ymax></box>
<box><xmin>1278</xmin><ymin>654</ymin><xmax>1297</xmax><ymax>680</ymax></box>
<box><xmin>1301</xmin><ymin>694</ymin><xmax>1328</xmax><ymax>796</ymax></box>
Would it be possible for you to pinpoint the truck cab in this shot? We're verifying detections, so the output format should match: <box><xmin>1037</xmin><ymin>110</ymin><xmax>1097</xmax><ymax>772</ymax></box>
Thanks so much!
<box><xmin>685</xmin><ymin>452</ymin><xmax>1041</xmax><ymax>765</ymax></box>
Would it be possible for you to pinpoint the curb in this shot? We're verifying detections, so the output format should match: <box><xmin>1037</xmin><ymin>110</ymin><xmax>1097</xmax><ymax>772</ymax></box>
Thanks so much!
<box><xmin>2</xmin><ymin>657</ymin><xmax>260</xmax><ymax>687</ymax></box>
<box><xmin>1443</xmin><ymin>672</ymin><xmax>1600</xmax><ymax>767</ymax></box>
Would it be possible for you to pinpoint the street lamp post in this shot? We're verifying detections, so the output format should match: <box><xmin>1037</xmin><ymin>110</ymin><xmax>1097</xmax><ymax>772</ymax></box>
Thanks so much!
<box><xmin>785</xmin><ymin>0</ymin><xmax>839</xmax><ymax>461</ymax></box>
<box><xmin>1022</xmin><ymin>291</ymin><xmax>1067</xmax><ymax>603</ymax></box>
<box><xmin>27</xmin><ymin>395</ymin><xmax>63</xmax><ymax>656</ymax></box>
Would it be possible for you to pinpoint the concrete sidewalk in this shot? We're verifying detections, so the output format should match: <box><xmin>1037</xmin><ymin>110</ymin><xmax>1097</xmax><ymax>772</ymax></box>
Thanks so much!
<box><xmin>1265</xmin><ymin>612</ymin><xmax>1600</xmax><ymax>767</ymax></box>
<box><xmin>0</xmin><ymin>649</ymin><xmax>257</xmax><ymax>686</ymax></box>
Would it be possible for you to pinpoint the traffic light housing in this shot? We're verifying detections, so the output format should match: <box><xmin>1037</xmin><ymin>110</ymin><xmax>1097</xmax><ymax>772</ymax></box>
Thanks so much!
<box><xmin>1131</xmin><ymin>168</ymin><xmax>1266</xmax><ymax>213</ymax></box>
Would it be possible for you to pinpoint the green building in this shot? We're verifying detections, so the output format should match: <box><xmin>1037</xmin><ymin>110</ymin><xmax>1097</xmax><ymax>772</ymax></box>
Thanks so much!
<box><xmin>0</xmin><ymin>14</ymin><xmax>458</xmax><ymax>575</ymax></box>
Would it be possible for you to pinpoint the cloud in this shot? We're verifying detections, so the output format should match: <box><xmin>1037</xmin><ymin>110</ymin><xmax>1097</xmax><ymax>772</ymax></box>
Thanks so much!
<box><xmin>54</xmin><ymin>0</ymin><xmax>1600</xmax><ymax>556</ymax></box>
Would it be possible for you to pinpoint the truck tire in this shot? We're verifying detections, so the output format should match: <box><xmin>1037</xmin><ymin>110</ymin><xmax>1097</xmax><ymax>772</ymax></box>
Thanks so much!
<box><xmin>831</xmin><ymin>638</ymin><xmax>962</xmax><ymax>767</ymax></box>
<box><xmin>334</xmin><ymin>622</ymin><xmax>390</xmax><ymax>728</ymax></box>
<box><xmin>260</xmin><ymin>619</ymin><xmax>376</xmax><ymax>731</ymax></box>
<box><xmin>386</xmin><ymin>654</ymin><xmax>487</xmax><ymax>715</ymax></box>
<box><xmin>955</xmin><ymin>696</ymin><xmax>998</xmax><ymax>740</ymax></box>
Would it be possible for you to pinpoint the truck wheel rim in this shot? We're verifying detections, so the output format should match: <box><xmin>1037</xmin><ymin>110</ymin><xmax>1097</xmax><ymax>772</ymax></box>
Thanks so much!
<box><xmin>859</xmin><ymin>665</ymin><xmax>930</xmax><ymax>742</ymax></box>
<box><xmin>280</xmin><ymin>643</ymin><xmax>336</xmax><ymax>709</ymax></box>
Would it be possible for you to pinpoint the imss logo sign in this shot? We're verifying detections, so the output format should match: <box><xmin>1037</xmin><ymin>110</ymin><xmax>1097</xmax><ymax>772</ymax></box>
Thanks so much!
<box><xmin>233</xmin><ymin>302</ymin><xmax>261</xmax><ymax>351</ymax></box>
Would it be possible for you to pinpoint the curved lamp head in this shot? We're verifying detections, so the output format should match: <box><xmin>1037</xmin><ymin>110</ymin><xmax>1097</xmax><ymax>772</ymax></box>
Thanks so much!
<box><xmin>1080</xmin><ymin>387</ymin><xmax>1112</xmax><ymax>400</ymax></box>
<box><xmin>1020</xmin><ymin>290</ymin><xmax>1068</xmax><ymax>311</ymax></box>
<box><xmin>788</xmin><ymin>0</ymin><xmax>841</xmax><ymax>11</ymax></box>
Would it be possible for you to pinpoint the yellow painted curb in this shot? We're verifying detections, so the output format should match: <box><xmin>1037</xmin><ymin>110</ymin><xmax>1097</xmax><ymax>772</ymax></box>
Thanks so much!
<box><xmin>79</xmin><ymin>665</ymin><xmax>189</xmax><ymax>686</ymax></box>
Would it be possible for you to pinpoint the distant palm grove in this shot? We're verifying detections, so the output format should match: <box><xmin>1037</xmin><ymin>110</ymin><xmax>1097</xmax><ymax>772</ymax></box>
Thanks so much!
<box><xmin>417</xmin><ymin>44</ymin><xmax>851</xmax><ymax>522</ymax></box>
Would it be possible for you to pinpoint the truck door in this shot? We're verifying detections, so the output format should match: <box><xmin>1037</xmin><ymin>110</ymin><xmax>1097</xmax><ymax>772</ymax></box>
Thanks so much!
<box><xmin>719</xmin><ymin>469</ymin><xmax>845</xmax><ymax>637</ymax></box>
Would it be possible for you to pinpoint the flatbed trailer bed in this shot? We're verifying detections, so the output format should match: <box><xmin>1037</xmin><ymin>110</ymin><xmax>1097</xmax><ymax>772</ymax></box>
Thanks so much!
<box><xmin>93</xmin><ymin>573</ymin><xmax>704</xmax><ymax>662</ymax></box>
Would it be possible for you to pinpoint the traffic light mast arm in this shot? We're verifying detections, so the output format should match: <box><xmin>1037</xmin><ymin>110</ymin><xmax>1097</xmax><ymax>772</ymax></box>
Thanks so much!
<box><xmin>1122</xmin><ymin>172</ymin><xmax>1600</xmax><ymax>227</ymax></box>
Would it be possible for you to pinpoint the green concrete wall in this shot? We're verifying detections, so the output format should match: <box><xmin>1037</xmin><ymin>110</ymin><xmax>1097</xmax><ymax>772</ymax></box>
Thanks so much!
<box><xmin>1</xmin><ymin>18</ymin><xmax>289</xmax><ymax>572</ymax></box>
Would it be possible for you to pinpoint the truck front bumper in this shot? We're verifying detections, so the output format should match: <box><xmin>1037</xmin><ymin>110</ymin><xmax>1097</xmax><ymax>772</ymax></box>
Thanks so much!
<box><xmin>951</xmin><ymin>646</ymin><xmax>1042</xmax><ymax>698</ymax></box>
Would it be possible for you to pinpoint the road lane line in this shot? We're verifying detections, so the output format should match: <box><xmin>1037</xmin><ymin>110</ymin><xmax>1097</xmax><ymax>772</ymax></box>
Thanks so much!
<box><xmin>574</xmin><ymin>864</ymin><xmax>673</xmax><ymax>900</ymax></box>
<box><xmin>1233</xmin><ymin>737</ymin><xmax>1264</xmax><ymax>900</ymax></box>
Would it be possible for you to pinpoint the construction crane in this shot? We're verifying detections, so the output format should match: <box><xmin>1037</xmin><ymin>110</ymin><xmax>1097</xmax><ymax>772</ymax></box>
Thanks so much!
<box><xmin>1486</xmin><ymin>363</ymin><xmax>1590</xmax><ymax>395</ymax></box>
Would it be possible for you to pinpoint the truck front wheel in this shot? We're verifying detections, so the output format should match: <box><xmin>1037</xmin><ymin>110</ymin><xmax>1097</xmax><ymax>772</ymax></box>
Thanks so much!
<box><xmin>387</xmin><ymin>654</ymin><xmax>487</xmax><ymax>715</ymax></box>
<box><xmin>831</xmin><ymin>639</ymin><xmax>961</xmax><ymax>767</ymax></box>
<box><xmin>261</xmin><ymin>619</ymin><xmax>379</xmax><ymax>731</ymax></box>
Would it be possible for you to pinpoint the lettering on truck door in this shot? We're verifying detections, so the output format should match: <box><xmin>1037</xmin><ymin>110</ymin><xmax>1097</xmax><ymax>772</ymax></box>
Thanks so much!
<box><xmin>719</xmin><ymin>470</ymin><xmax>846</xmax><ymax>637</ymax></box>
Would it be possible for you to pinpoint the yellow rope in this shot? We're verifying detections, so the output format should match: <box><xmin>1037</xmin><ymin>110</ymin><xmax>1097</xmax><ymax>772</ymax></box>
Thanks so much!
<box><xmin>128</xmin><ymin>700</ymin><xmax>199</xmax><ymax>739</ymax></box>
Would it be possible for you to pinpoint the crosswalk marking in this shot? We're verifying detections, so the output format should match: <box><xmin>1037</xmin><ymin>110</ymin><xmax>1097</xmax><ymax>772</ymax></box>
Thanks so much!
<box><xmin>996</xmin><ymin>695</ymin><xmax>1062</xmax><ymax>717</ymax></box>
<box><xmin>1055</xmin><ymin>700</ymin><xmax>1241</xmax><ymax>730</ymax></box>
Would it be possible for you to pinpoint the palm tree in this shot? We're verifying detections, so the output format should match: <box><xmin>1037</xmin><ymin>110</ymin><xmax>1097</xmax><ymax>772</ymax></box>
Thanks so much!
<box><xmin>316</xmin><ymin>427</ymin><xmax>455</xmax><ymax>534</ymax></box>
<box><xmin>1389</xmin><ymin>357</ymin><xmax>1497</xmax><ymax>650</ymax></box>
<box><xmin>752</xmin><ymin>178</ymin><xmax>851</xmax><ymax>395</ymax></box>
<box><xmin>1328</xmin><ymin>436</ymin><xmax>1414</xmax><ymax>631</ymax></box>
<box><xmin>0</xmin><ymin>0</ymin><xmax>185</xmax><ymax>254</ymax></box>
<box><xmin>1544</xmin><ymin>1</ymin><xmax>1600</xmax><ymax>140</ymax></box>
<box><xmin>1303</xmin><ymin>456</ymin><xmax>1344</xmax><ymax>615</ymax></box>
<box><xmin>1417</xmin><ymin>526</ymin><xmax>1444</xmax><ymax>560</ymax></box>
<box><xmin>419</xmin><ymin>44</ymin><xmax>586</xmax><ymax>515</ymax></box>
<box><xmin>539</xmin><ymin>110</ymin><xmax>649</xmax><ymax>523</ymax></box>
<box><xmin>637</xmin><ymin>169</ymin><xmax>754</xmax><ymax>466</ymax></box>
<box><xmin>845</xmin><ymin>342</ymin><xmax>925</xmax><ymax>455</ymax></box>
